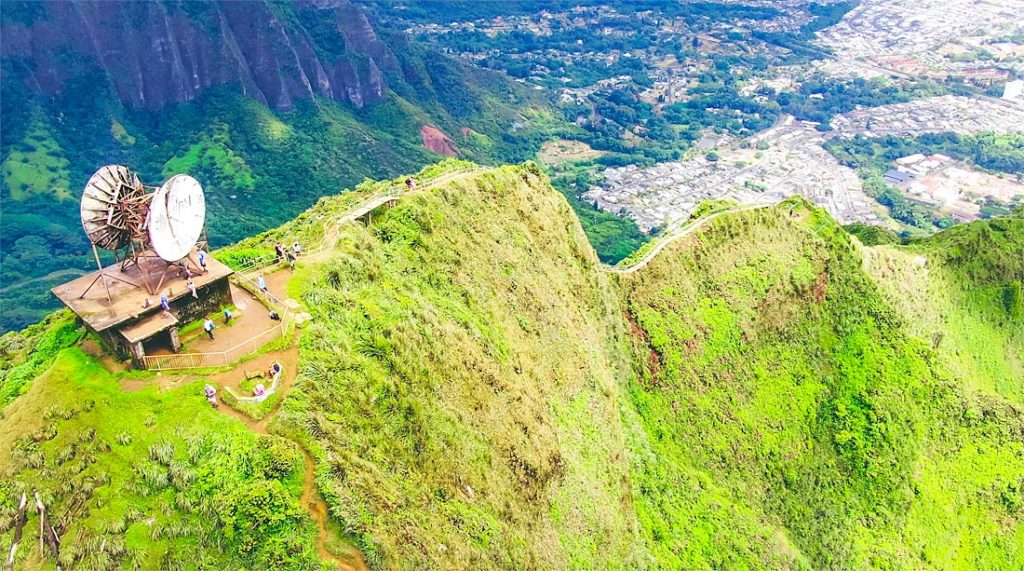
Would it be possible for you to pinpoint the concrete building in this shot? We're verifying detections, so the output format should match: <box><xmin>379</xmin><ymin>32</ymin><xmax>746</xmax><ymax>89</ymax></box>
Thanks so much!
<box><xmin>51</xmin><ymin>250</ymin><xmax>233</xmax><ymax>368</ymax></box>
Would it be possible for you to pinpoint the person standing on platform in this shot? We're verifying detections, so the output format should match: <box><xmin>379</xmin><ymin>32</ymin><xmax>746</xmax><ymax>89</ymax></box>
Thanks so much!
<box><xmin>203</xmin><ymin>318</ymin><xmax>216</xmax><ymax>340</ymax></box>
<box><xmin>274</xmin><ymin>243</ymin><xmax>284</xmax><ymax>263</ymax></box>
<box><xmin>160</xmin><ymin>294</ymin><xmax>172</xmax><ymax>318</ymax></box>
<box><xmin>198</xmin><ymin>250</ymin><xmax>208</xmax><ymax>273</ymax></box>
<box><xmin>187</xmin><ymin>278</ymin><xmax>198</xmax><ymax>299</ymax></box>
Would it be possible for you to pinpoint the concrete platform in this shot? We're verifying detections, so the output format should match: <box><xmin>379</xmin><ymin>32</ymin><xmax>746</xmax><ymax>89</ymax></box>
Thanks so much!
<box><xmin>51</xmin><ymin>250</ymin><xmax>232</xmax><ymax>334</ymax></box>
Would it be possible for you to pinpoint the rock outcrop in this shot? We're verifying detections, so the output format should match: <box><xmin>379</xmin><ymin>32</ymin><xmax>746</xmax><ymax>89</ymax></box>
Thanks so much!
<box><xmin>0</xmin><ymin>0</ymin><xmax>397</xmax><ymax>110</ymax></box>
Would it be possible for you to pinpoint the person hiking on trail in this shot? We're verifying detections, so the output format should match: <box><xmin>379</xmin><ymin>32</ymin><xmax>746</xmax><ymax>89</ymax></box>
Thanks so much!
<box><xmin>203</xmin><ymin>318</ymin><xmax>216</xmax><ymax>340</ymax></box>
<box><xmin>269</xmin><ymin>310</ymin><xmax>281</xmax><ymax>321</ymax></box>
<box><xmin>405</xmin><ymin>177</ymin><xmax>416</xmax><ymax>190</ymax></box>
<box><xmin>286</xmin><ymin>249</ymin><xmax>296</xmax><ymax>270</ymax></box>
<box><xmin>274</xmin><ymin>243</ymin><xmax>284</xmax><ymax>263</ymax></box>
<box><xmin>223</xmin><ymin>308</ymin><xmax>233</xmax><ymax>324</ymax></box>
<box><xmin>187</xmin><ymin>278</ymin><xmax>198</xmax><ymax>299</ymax></box>
<box><xmin>257</xmin><ymin>274</ymin><xmax>268</xmax><ymax>294</ymax></box>
<box><xmin>292</xmin><ymin>242</ymin><xmax>302</xmax><ymax>256</ymax></box>
<box><xmin>205</xmin><ymin>384</ymin><xmax>218</xmax><ymax>409</ymax></box>
<box><xmin>198</xmin><ymin>250</ymin><xmax>208</xmax><ymax>272</ymax></box>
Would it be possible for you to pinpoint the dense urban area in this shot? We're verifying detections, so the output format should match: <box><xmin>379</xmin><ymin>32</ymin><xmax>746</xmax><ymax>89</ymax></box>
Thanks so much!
<box><xmin>384</xmin><ymin>0</ymin><xmax>1024</xmax><ymax>239</ymax></box>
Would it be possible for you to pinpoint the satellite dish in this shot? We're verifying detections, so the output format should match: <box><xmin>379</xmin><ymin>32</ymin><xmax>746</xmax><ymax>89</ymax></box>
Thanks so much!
<box><xmin>148</xmin><ymin>174</ymin><xmax>206</xmax><ymax>262</ymax></box>
<box><xmin>80</xmin><ymin>165</ymin><xmax>147</xmax><ymax>250</ymax></box>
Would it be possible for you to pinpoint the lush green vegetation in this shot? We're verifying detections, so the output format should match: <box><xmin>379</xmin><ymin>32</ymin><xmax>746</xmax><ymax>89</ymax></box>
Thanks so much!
<box><xmin>0</xmin><ymin>34</ymin><xmax>554</xmax><ymax>333</ymax></box>
<box><xmin>0</xmin><ymin>348</ymin><xmax>325</xmax><ymax>570</ymax></box>
<box><xmin>229</xmin><ymin>163</ymin><xmax>1024</xmax><ymax>568</ymax></box>
<box><xmin>3</xmin><ymin>163</ymin><xmax>1023</xmax><ymax>570</ymax></box>
<box><xmin>0</xmin><ymin>311</ymin><xmax>81</xmax><ymax>409</ymax></box>
<box><xmin>548</xmin><ymin>165</ymin><xmax>651</xmax><ymax>263</ymax></box>
<box><xmin>623</xmin><ymin>198</ymin><xmax>1024</xmax><ymax>568</ymax></box>
<box><xmin>863</xmin><ymin>209</ymin><xmax>1024</xmax><ymax>402</ymax></box>
<box><xmin>776</xmin><ymin>76</ymin><xmax>950</xmax><ymax>127</ymax></box>
<box><xmin>843</xmin><ymin>222</ymin><xmax>900</xmax><ymax>246</ymax></box>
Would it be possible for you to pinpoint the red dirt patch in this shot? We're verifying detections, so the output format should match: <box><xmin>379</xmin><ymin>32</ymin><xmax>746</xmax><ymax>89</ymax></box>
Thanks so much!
<box><xmin>420</xmin><ymin>125</ymin><xmax>457</xmax><ymax>156</ymax></box>
<box><xmin>623</xmin><ymin>310</ymin><xmax>663</xmax><ymax>381</ymax></box>
<box><xmin>813</xmin><ymin>272</ymin><xmax>829</xmax><ymax>303</ymax></box>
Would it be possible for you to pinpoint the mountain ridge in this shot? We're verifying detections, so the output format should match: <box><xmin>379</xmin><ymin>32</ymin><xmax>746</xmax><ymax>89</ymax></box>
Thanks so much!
<box><xmin>1</xmin><ymin>162</ymin><xmax>1022</xmax><ymax>570</ymax></box>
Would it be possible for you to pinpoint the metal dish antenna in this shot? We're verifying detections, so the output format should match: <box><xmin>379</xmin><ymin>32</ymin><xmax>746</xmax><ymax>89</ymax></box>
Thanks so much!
<box><xmin>148</xmin><ymin>174</ymin><xmax>206</xmax><ymax>262</ymax></box>
<box><xmin>80</xmin><ymin>165</ymin><xmax>149</xmax><ymax>250</ymax></box>
<box><xmin>75</xmin><ymin>167</ymin><xmax>208</xmax><ymax>302</ymax></box>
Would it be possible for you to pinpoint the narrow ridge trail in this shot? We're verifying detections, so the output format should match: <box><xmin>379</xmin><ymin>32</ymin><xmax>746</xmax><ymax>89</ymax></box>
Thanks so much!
<box><xmin>212</xmin><ymin>171</ymin><xmax>489</xmax><ymax>571</ymax></box>
<box><xmin>217</xmin><ymin>168</ymin><xmax>767</xmax><ymax>571</ymax></box>
<box><xmin>605</xmin><ymin>204</ymin><xmax>772</xmax><ymax>274</ymax></box>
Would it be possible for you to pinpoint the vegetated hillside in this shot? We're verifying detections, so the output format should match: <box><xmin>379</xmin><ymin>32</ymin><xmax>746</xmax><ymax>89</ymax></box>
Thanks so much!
<box><xmin>620</xmin><ymin>201</ymin><xmax>1024</xmax><ymax>569</ymax></box>
<box><xmin>0</xmin><ymin>0</ymin><xmax>570</xmax><ymax>333</ymax></box>
<box><xmin>2</xmin><ymin>162</ymin><xmax>1022</xmax><ymax>570</ymax></box>
<box><xmin>232</xmin><ymin>162</ymin><xmax>1024</xmax><ymax>569</ymax></box>
<box><xmin>0</xmin><ymin>319</ymin><xmax>328</xmax><ymax>569</ymax></box>
<box><xmin>266</xmin><ymin>162</ymin><xmax>645</xmax><ymax>568</ymax></box>
<box><xmin>863</xmin><ymin>211</ymin><xmax>1024</xmax><ymax>403</ymax></box>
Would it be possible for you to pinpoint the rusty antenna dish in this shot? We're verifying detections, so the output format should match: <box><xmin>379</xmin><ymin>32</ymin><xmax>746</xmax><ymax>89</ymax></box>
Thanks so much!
<box><xmin>148</xmin><ymin>174</ymin><xmax>206</xmax><ymax>262</ymax></box>
<box><xmin>80</xmin><ymin>165</ymin><xmax>149</xmax><ymax>250</ymax></box>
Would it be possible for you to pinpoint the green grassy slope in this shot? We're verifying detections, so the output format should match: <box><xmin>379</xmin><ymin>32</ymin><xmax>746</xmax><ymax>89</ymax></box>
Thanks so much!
<box><xmin>272</xmin><ymin>163</ymin><xmax>645</xmax><ymax>569</ymax></box>
<box><xmin>862</xmin><ymin>212</ymin><xmax>1024</xmax><ymax>404</ymax></box>
<box><xmin>2</xmin><ymin>163</ymin><xmax>1022</xmax><ymax>570</ymax></box>
<box><xmin>621</xmin><ymin>199</ymin><xmax>1024</xmax><ymax>569</ymax></box>
<box><xmin>0</xmin><ymin>344</ymin><xmax>324</xmax><ymax>570</ymax></box>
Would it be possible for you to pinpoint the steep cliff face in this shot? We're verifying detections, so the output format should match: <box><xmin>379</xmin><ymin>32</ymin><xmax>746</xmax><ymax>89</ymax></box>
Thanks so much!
<box><xmin>0</xmin><ymin>0</ymin><xmax>395</xmax><ymax>110</ymax></box>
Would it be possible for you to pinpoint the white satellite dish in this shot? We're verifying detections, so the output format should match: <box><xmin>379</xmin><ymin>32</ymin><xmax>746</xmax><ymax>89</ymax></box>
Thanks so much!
<box><xmin>148</xmin><ymin>174</ymin><xmax>206</xmax><ymax>262</ymax></box>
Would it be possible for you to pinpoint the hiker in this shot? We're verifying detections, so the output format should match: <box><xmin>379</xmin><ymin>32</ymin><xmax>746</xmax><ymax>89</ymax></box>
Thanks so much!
<box><xmin>223</xmin><ymin>308</ymin><xmax>233</xmax><ymax>324</ymax></box>
<box><xmin>405</xmin><ymin>177</ymin><xmax>416</xmax><ymax>190</ymax></box>
<box><xmin>269</xmin><ymin>310</ymin><xmax>281</xmax><ymax>321</ymax></box>
<box><xmin>160</xmin><ymin>294</ymin><xmax>171</xmax><ymax>318</ymax></box>
<box><xmin>268</xmin><ymin>362</ymin><xmax>282</xmax><ymax>378</ymax></box>
<box><xmin>274</xmin><ymin>243</ymin><xmax>284</xmax><ymax>263</ymax></box>
<box><xmin>286</xmin><ymin>249</ymin><xmax>296</xmax><ymax>270</ymax></box>
<box><xmin>257</xmin><ymin>274</ymin><xmax>268</xmax><ymax>294</ymax></box>
<box><xmin>253</xmin><ymin>384</ymin><xmax>266</xmax><ymax>397</ymax></box>
<box><xmin>198</xmin><ymin>250</ymin><xmax>208</xmax><ymax>272</ymax></box>
<box><xmin>187</xmin><ymin>278</ymin><xmax>198</xmax><ymax>299</ymax></box>
<box><xmin>203</xmin><ymin>318</ymin><xmax>216</xmax><ymax>340</ymax></box>
<box><xmin>292</xmin><ymin>242</ymin><xmax>301</xmax><ymax>257</ymax></box>
<box><xmin>204</xmin><ymin>384</ymin><xmax>218</xmax><ymax>409</ymax></box>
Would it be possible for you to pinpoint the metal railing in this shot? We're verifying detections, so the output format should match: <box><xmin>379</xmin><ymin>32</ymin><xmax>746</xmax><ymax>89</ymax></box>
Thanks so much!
<box><xmin>142</xmin><ymin>324</ymin><xmax>285</xmax><ymax>370</ymax></box>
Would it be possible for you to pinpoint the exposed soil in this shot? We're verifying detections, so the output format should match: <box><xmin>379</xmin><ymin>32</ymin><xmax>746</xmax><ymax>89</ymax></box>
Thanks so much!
<box><xmin>149</xmin><ymin>283</ymin><xmax>277</xmax><ymax>356</ymax></box>
<box><xmin>420</xmin><ymin>124</ymin><xmax>457</xmax><ymax>156</ymax></box>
